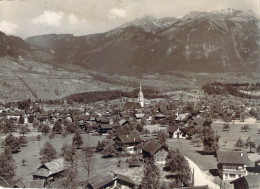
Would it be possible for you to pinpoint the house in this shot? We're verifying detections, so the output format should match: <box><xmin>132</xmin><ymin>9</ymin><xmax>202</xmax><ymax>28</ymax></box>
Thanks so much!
<box><xmin>154</xmin><ymin>114</ymin><xmax>166</xmax><ymax>120</ymax></box>
<box><xmin>0</xmin><ymin>179</ymin><xmax>25</xmax><ymax>188</ymax></box>
<box><xmin>142</xmin><ymin>140</ymin><xmax>168</xmax><ymax>164</ymax></box>
<box><xmin>248</xmin><ymin>153</ymin><xmax>260</xmax><ymax>173</ymax></box>
<box><xmin>31</xmin><ymin>158</ymin><xmax>70</xmax><ymax>182</ymax></box>
<box><xmin>135</xmin><ymin>113</ymin><xmax>145</xmax><ymax>122</ymax></box>
<box><xmin>230</xmin><ymin>175</ymin><xmax>260</xmax><ymax>189</ymax></box>
<box><xmin>113</xmin><ymin>134</ymin><xmax>142</xmax><ymax>154</ymax></box>
<box><xmin>98</xmin><ymin>124</ymin><xmax>113</xmax><ymax>134</ymax></box>
<box><xmin>119</xmin><ymin>119</ymin><xmax>130</xmax><ymax>126</ymax></box>
<box><xmin>168</xmin><ymin>125</ymin><xmax>185</xmax><ymax>139</ymax></box>
<box><xmin>86</xmin><ymin>171</ymin><xmax>137</xmax><ymax>189</ymax></box>
<box><xmin>216</xmin><ymin>151</ymin><xmax>250</xmax><ymax>181</ymax></box>
<box><xmin>175</xmin><ymin>113</ymin><xmax>192</xmax><ymax>122</ymax></box>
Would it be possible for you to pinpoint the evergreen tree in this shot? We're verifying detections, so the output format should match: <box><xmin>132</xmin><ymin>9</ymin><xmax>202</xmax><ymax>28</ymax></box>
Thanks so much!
<box><xmin>40</xmin><ymin>141</ymin><xmax>57</xmax><ymax>163</ymax></box>
<box><xmin>102</xmin><ymin>144</ymin><xmax>116</xmax><ymax>158</ymax></box>
<box><xmin>165</xmin><ymin>149</ymin><xmax>191</xmax><ymax>187</ymax></box>
<box><xmin>60</xmin><ymin>143</ymin><xmax>76</xmax><ymax>163</ymax></box>
<box><xmin>52</xmin><ymin>121</ymin><xmax>63</xmax><ymax>134</ymax></box>
<box><xmin>141</xmin><ymin>159</ymin><xmax>160</xmax><ymax>189</ymax></box>
<box><xmin>72</xmin><ymin>131</ymin><xmax>83</xmax><ymax>149</ymax></box>
<box><xmin>0</xmin><ymin>148</ymin><xmax>16</xmax><ymax>179</ymax></box>
<box><xmin>18</xmin><ymin>114</ymin><xmax>25</xmax><ymax>124</ymax></box>
<box><xmin>202</xmin><ymin>126</ymin><xmax>219</xmax><ymax>154</ymax></box>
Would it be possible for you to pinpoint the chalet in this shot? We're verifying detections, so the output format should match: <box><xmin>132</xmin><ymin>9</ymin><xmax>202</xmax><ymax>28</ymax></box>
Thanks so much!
<box><xmin>113</xmin><ymin>134</ymin><xmax>142</xmax><ymax>154</ymax></box>
<box><xmin>175</xmin><ymin>113</ymin><xmax>192</xmax><ymax>123</ymax></box>
<box><xmin>119</xmin><ymin>119</ymin><xmax>130</xmax><ymax>126</ymax></box>
<box><xmin>168</xmin><ymin>125</ymin><xmax>185</xmax><ymax>139</ymax></box>
<box><xmin>86</xmin><ymin>171</ymin><xmax>137</xmax><ymax>189</ymax></box>
<box><xmin>142</xmin><ymin>141</ymin><xmax>168</xmax><ymax>164</ymax></box>
<box><xmin>98</xmin><ymin>124</ymin><xmax>113</xmax><ymax>134</ymax></box>
<box><xmin>31</xmin><ymin>158</ymin><xmax>70</xmax><ymax>182</ymax></box>
<box><xmin>230</xmin><ymin>175</ymin><xmax>260</xmax><ymax>189</ymax></box>
<box><xmin>154</xmin><ymin>113</ymin><xmax>166</xmax><ymax>120</ymax></box>
<box><xmin>134</xmin><ymin>114</ymin><xmax>145</xmax><ymax>122</ymax></box>
<box><xmin>0</xmin><ymin>179</ymin><xmax>25</xmax><ymax>188</ymax></box>
<box><xmin>216</xmin><ymin>151</ymin><xmax>250</xmax><ymax>181</ymax></box>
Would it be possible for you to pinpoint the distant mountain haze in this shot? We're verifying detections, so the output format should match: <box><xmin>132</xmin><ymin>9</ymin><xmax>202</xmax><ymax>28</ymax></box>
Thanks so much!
<box><xmin>1</xmin><ymin>9</ymin><xmax>260</xmax><ymax>75</ymax></box>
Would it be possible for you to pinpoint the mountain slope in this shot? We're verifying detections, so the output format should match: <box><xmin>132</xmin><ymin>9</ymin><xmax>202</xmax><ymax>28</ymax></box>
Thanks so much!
<box><xmin>25</xmin><ymin>9</ymin><xmax>260</xmax><ymax>74</ymax></box>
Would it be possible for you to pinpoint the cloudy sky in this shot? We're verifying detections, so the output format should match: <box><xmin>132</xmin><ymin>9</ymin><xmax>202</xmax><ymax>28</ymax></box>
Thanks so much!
<box><xmin>0</xmin><ymin>0</ymin><xmax>259</xmax><ymax>38</ymax></box>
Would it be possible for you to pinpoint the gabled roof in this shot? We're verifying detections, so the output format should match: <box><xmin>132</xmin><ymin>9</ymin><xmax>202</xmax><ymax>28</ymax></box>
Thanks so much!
<box><xmin>216</xmin><ymin>151</ymin><xmax>250</xmax><ymax>165</ymax></box>
<box><xmin>175</xmin><ymin>113</ymin><xmax>191</xmax><ymax>121</ymax></box>
<box><xmin>119</xmin><ymin>119</ymin><xmax>128</xmax><ymax>126</ymax></box>
<box><xmin>142</xmin><ymin>141</ymin><xmax>165</xmax><ymax>155</ymax></box>
<box><xmin>32</xmin><ymin>158</ymin><xmax>70</xmax><ymax>177</ymax></box>
<box><xmin>115</xmin><ymin>134</ymin><xmax>142</xmax><ymax>144</ymax></box>
<box><xmin>99</xmin><ymin>124</ymin><xmax>113</xmax><ymax>129</ymax></box>
<box><xmin>135</xmin><ymin>113</ymin><xmax>145</xmax><ymax>119</ymax></box>
<box><xmin>248</xmin><ymin>153</ymin><xmax>260</xmax><ymax>162</ymax></box>
<box><xmin>230</xmin><ymin>175</ymin><xmax>260</xmax><ymax>188</ymax></box>
<box><xmin>168</xmin><ymin>125</ymin><xmax>178</xmax><ymax>133</ymax></box>
<box><xmin>0</xmin><ymin>179</ymin><xmax>25</xmax><ymax>188</ymax></box>
<box><xmin>87</xmin><ymin>171</ymin><xmax>136</xmax><ymax>189</ymax></box>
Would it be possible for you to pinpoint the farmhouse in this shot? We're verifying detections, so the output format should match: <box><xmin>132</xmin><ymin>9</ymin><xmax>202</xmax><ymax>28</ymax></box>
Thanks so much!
<box><xmin>98</xmin><ymin>124</ymin><xmax>113</xmax><ymax>134</ymax></box>
<box><xmin>86</xmin><ymin>171</ymin><xmax>137</xmax><ymax>189</ymax></box>
<box><xmin>31</xmin><ymin>158</ymin><xmax>70</xmax><ymax>182</ymax></box>
<box><xmin>142</xmin><ymin>140</ymin><xmax>168</xmax><ymax>164</ymax></box>
<box><xmin>216</xmin><ymin>151</ymin><xmax>250</xmax><ymax>181</ymax></box>
<box><xmin>230</xmin><ymin>175</ymin><xmax>260</xmax><ymax>189</ymax></box>
<box><xmin>168</xmin><ymin>125</ymin><xmax>185</xmax><ymax>139</ymax></box>
<box><xmin>113</xmin><ymin>134</ymin><xmax>142</xmax><ymax>154</ymax></box>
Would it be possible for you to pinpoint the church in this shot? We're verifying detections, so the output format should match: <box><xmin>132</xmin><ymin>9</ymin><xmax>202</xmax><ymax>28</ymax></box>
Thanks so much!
<box><xmin>124</xmin><ymin>82</ymin><xmax>145</xmax><ymax>109</ymax></box>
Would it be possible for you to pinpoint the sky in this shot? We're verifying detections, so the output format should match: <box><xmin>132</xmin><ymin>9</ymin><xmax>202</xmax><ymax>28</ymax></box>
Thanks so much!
<box><xmin>0</xmin><ymin>0</ymin><xmax>259</xmax><ymax>38</ymax></box>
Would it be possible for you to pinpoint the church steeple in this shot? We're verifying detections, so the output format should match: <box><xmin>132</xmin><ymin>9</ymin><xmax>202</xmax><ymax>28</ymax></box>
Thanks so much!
<box><xmin>138</xmin><ymin>81</ymin><xmax>144</xmax><ymax>108</ymax></box>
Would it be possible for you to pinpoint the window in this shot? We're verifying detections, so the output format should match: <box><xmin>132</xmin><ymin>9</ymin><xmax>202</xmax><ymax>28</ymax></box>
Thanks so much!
<box><xmin>230</xmin><ymin>174</ymin><xmax>236</xmax><ymax>178</ymax></box>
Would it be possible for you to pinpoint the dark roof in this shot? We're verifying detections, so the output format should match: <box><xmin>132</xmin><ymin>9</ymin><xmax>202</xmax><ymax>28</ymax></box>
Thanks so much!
<box><xmin>217</xmin><ymin>151</ymin><xmax>250</xmax><ymax>165</ymax></box>
<box><xmin>168</xmin><ymin>125</ymin><xmax>178</xmax><ymax>133</ymax></box>
<box><xmin>87</xmin><ymin>171</ymin><xmax>136</xmax><ymax>189</ymax></box>
<box><xmin>142</xmin><ymin>141</ymin><xmax>165</xmax><ymax>155</ymax></box>
<box><xmin>99</xmin><ymin>124</ymin><xmax>113</xmax><ymax>129</ymax></box>
<box><xmin>115</xmin><ymin>134</ymin><xmax>142</xmax><ymax>144</ymax></box>
<box><xmin>230</xmin><ymin>175</ymin><xmax>260</xmax><ymax>188</ymax></box>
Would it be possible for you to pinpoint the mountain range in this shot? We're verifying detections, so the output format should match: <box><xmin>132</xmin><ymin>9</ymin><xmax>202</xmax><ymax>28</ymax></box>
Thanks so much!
<box><xmin>1</xmin><ymin>8</ymin><xmax>260</xmax><ymax>75</ymax></box>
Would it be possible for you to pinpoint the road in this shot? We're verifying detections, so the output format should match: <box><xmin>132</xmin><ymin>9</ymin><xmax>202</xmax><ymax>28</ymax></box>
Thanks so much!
<box><xmin>185</xmin><ymin>157</ymin><xmax>220</xmax><ymax>189</ymax></box>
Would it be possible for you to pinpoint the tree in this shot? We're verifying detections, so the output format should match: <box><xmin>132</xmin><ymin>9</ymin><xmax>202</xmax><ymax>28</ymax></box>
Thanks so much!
<box><xmin>202</xmin><ymin>126</ymin><xmax>219</xmax><ymax>154</ymax></box>
<box><xmin>19</xmin><ymin>125</ymin><xmax>30</xmax><ymax>136</ymax></box>
<box><xmin>19</xmin><ymin>136</ymin><xmax>28</xmax><ymax>147</ymax></box>
<box><xmin>141</xmin><ymin>159</ymin><xmax>160</xmax><ymax>189</ymax></box>
<box><xmin>72</xmin><ymin>131</ymin><xmax>83</xmax><ymax>149</ymax></box>
<box><xmin>40</xmin><ymin>141</ymin><xmax>57</xmax><ymax>163</ymax></box>
<box><xmin>52</xmin><ymin>121</ymin><xmax>63</xmax><ymax>134</ymax></box>
<box><xmin>165</xmin><ymin>149</ymin><xmax>191</xmax><ymax>187</ymax></box>
<box><xmin>0</xmin><ymin>149</ymin><xmax>16</xmax><ymax>179</ymax></box>
<box><xmin>102</xmin><ymin>144</ymin><xmax>116</xmax><ymax>158</ymax></box>
<box><xmin>66</xmin><ymin>122</ymin><xmax>78</xmax><ymax>133</ymax></box>
<box><xmin>36</xmin><ymin>134</ymin><xmax>41</xmax><ymax>141</ymax></box>
<box><xmin>3</xmin><ymin>134</ymin><xmax>21</xmax><ymax>153</ymax></box>
<box><xmin>28</xmin><ymin>114</ymin><xmax>34</xmax><ymax>123</ymax></box>
<box><xmin>96</xmin><ymin>141</ymin><xmax>104</xmax><ymax>152</ymax></box>
<box><xmin>234</xmin><ymin>137</ymin><xmax>244</xmax><ymax>151</ymax></box>
<box><xmin>157</xmin><ymin>130</ymin><xmax>168</xmax><ymax>144</ymax></box>
<box><xmin>257</xmin><ymin>145</ymin><xmax>260</xmax><ymax>153</ymax></box>
<box><xmin>222</xmin><ymin>124</ymin><xmax>230</xmax><ymax>132</ymax></box>
<box><xmin>127</xmin><ymin>155</ymin><xmax>141</xmax><ymax>167</ymax></box>
<box><xmin>60</xmin><ymin>143</ymin><xmax>76</xmax><ymax>164</ymax></box>
<box><xmin>81</xmin><ymin>146</ymin><xmax>95</xmax><ymax>178</ymax></box>
<box><xmin>21</xmin><ymin>158</ymin><xmax>26</xmax><ymax>166</ymax></box>
<box><xmin>245</xmin><ymin>137</ymin><xmax>256</xmax><ymax>153</ymax></box>
<box><xmin>241</xmin><ymin>125</ymin><xmax>250</xmax><ymax>132</ymax></box>
<box><xmin>41</xmin><ymin>124</ymin><xmax>50</xmax><ymax>135</ymax></box>
<box><xmin>18</xmin><ymin>114</ymin><xmax>25</xmax><ymax>124</ymax></box>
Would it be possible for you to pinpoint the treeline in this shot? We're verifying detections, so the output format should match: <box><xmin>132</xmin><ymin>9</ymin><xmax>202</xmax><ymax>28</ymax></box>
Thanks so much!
<box><xmin>65</xmin><ymin>88</ymin><xmax>166</xmax><ymax>104</ymax></box>
<box><xmin>202</xmin><ymin>82</ymin><xmax>260</xmax><ymax>99</ymax></box>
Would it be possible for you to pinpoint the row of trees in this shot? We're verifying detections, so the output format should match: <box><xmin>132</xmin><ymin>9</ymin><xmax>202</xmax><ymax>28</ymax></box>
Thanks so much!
<box><xmin>234</xmin><ymin>136</ymin><xmax>259</xmax><ymax>153</ymax></box>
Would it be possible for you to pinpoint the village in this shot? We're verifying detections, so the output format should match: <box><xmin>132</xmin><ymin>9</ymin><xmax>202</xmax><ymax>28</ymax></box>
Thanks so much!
<box><xmin>0</xmin><ymin>82</ymin><xmax>259</xmax><ymax>189</ymax></box>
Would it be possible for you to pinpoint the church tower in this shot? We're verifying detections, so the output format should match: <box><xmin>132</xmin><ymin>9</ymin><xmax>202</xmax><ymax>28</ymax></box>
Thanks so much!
<box><xmin>138</xmin><ymin>82</ymin><xmax>144</xmax><ymax>107</ymax></box>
